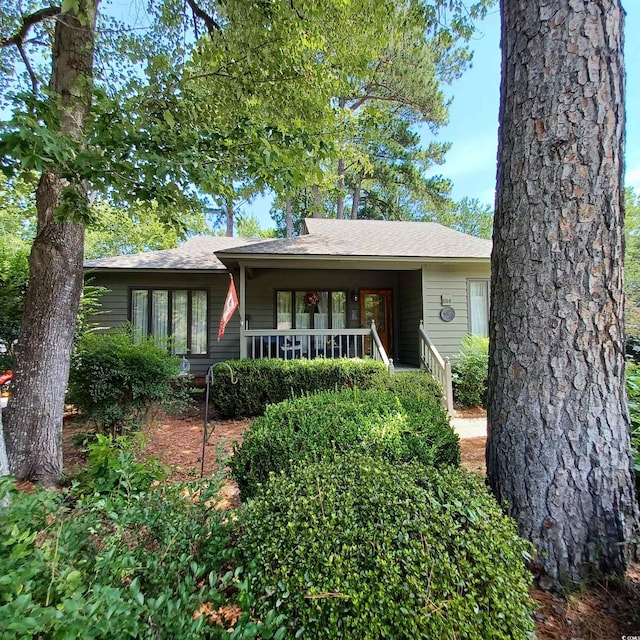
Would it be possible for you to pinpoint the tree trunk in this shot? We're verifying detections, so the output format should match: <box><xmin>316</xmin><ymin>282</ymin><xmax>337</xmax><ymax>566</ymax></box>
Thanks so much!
<box><xmin>225</xmin><ymin>198</ymin><xmax>234</xmax><ymax>236</ymax></box>
<box><xmin>4</xmin><ymin>1</ymin><xmax>97</xmax><ymax>485</ymax></box>
<box><xmin>488</xmin><ymin>0</ymin><xmax>638</xmax><ymax>584</ymax></box>
<box><xmin>336</xmin><ymin>157</ymin><xmax>345</xmax><ymax>219</ymax></box>
<box><xmin>0</xmin><ymin>409</ymin><xmax>8</xmax><ymax>478</ymax></box>
<box><xmin>0</xmin><ymin>409</ymin><xmax>8</xmax><ymax>508</ymax></box>
<box><xmin>351</xmin><ymin>178</ymin><xmax>362</xmax><ymax>220</ymax></box>
<box><xmin>285</xmin><ymin>197</ymin><xmax>293</xmax><ymax>238</ymax></box>
<box><xmin>312</xmin><ymin>184</ymin><xmax>322</xmax><ymax>218</ymax></box>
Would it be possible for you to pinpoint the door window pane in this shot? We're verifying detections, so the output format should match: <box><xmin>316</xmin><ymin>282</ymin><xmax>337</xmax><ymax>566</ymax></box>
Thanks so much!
<box><xmin>469</xmin><ymin>280</ymin><xmax>489</xmax><ymax>337</ymax></box>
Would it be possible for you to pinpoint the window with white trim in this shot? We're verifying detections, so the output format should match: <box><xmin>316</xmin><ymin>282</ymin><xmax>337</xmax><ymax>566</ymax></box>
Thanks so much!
<box><xmin>130</xmin><ymin>288</ymin><xmax>208</xmax><ymax>355</ymax></box>
<box><xmin>468</xmin><ymin>280</ymin><xmax>489</xmax><ymax>337</ymax></box>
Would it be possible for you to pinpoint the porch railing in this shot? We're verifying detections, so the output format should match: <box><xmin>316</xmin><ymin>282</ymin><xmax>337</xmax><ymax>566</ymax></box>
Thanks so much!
<box><xmin>243</xmin><ymin>321</ymin><xmax>393</xmax><ymax>372</ymax></box>
<box><xmin>419</xmin><ymin>320</ymin><xmax>454</xmax><ymax>414</ymax></box>
<box><xmin>370</xmin><ymin>320</ymin><xmax>392</xmax><ymax>370</ymax></box>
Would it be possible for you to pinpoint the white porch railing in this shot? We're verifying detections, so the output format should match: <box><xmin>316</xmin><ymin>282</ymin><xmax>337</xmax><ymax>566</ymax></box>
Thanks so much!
<box><xmin>370</xmin><ymin>320</ymin><xmax>392</xmax><ymax>371</ymax></box>
<box><xmin>244</xmin><ymin>321</ymin><xmax>393</xmax><ymax>372</ymax></box>
<box><xmin>419</xmin><ymin>320</ymin><xmax>454</xmax><ymax>414</ymax></box>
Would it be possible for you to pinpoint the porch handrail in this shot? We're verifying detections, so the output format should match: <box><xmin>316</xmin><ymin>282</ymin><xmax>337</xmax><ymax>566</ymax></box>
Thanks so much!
<box><xmin>370</xmin><ymin>320</ymin><xmax>391</xmax><ymax>369</ymax></box>
<box><xmin>419</xmin><ymin>320</ymin><xmax>454</xmax><ymax>414</ymax></box>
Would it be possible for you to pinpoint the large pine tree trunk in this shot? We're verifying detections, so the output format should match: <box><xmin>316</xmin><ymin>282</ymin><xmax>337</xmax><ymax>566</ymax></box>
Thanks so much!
<box><xmin>487</xmin><ymin>0</ymin><xmax>638</xmax><ymax>584</ymax></box>
<box><xmin>4</xmin><ymin>1</ymin><xmax>97</xmax><ymax>484</ymax></box>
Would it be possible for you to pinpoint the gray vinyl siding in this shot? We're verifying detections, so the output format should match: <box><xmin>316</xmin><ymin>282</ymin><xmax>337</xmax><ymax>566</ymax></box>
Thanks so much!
<box><xmin>397</xmin><ymin>270</ymin><xmax>422</xmax><ymax>367</ymax></box>
<box><xmin>421</xmin><ymin>262</ymin><xmax>490</xmax><ymax>362</ymax></box>
<box><xmin>85</xmin><ymin>271</ymin><xmax>235</xmax><ymax>376</ymax></box>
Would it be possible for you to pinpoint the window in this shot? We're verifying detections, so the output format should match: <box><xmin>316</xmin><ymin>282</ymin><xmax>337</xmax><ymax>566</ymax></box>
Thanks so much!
<box><xmin>130</xmin><ymin>289</ymin><xmax>208</xmax><ymax>355</ymax></box>
<box><xmin>276</xmin><ymin>291</ymin><xmax>347</xmax><ymax>330</ymax></box>
<box><xmin>468</xmin><ymin>280</ymin><xmax>489</xmax><ymax>337</ymax></box>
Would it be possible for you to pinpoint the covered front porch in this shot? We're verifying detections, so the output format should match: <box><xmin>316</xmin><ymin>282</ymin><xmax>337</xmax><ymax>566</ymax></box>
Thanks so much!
<box><xmin>229</xmin><ymin>263</ymin><xmax>454</xmax><ymax>411</ymax></box>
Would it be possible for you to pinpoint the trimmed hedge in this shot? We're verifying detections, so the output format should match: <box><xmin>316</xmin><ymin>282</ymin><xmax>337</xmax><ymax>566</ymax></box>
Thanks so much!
<box><xmin>208</xmin><ymin>358</ymin><xmax>388</xmax><ymax>418</ymax></box>
<box><xmin>237</xmin><ymin>455</ymin><xmax>536</xmax><ymax>639</ymax></box>
<box><xmin>230</xmin><ymin>384</ymin><xmax>457</xmax><ymax>500</ymax></box>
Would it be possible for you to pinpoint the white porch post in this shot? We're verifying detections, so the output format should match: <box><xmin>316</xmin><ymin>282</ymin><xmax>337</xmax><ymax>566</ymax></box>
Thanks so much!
<box><xmin>239</xmin><ymin>264</ymin><xmax>247</xmax><ymax>359</ymax></box>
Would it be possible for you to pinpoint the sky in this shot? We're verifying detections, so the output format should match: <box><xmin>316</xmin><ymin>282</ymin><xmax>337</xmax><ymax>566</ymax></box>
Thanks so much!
<box><xmin>248</xmin><ymin>2</ymin><xmax>640</xmax><ymax>228</ymax></box>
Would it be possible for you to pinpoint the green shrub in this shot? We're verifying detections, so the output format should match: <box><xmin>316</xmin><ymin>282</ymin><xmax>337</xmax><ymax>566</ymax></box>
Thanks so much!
<box><xmin>72</xmin><ymin>433</ymin><xmax>170</xmax><ymax>496</ymax></box>
<box><xmin>230</xmin><ymin>386</ymin><xmax>458</xmax><ymax>500</ymax></box>
<box><xmin>379</xmin><ymin>369</ymin><xmax>444</xmax><ymax>408</ymax></box>
<box><xmin>209</xmin><ymin>358</ymin><xmax>388</xmax><ymax>418</ymax></box>
<box><xmin>453</xmin><ymin>334</ymin><xmax>489</xmax><ymax>408</ymax></box>
<box><xmin>237</xmin><ymin>455</ymin><xmax>536</xmax><ymax>640</ymax></box>
<box><xmin>0</xmin><ymin>448</ymin><xmax>285</xmax><ymax>639</ymax></box>
<box><xmin>67</xmin><ymin>330</ymin><xmax>192</xmax><ymax>435</ymax></box>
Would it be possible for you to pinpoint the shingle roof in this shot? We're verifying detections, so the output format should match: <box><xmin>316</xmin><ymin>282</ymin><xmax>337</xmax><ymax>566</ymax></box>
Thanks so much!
<box><xmin>84</xmin><ymin>219</ymin><xmax>491</xmax><ymax>271</ymax></box>
<box><xmin>84</xmin><ymin>236</ymin><xmax>266</xmax><ymax>270</ymax></box>
<box><xmin>218</xmin><ymin>218</ymin><xmax>491</xmax><ymax>260</ymax></box>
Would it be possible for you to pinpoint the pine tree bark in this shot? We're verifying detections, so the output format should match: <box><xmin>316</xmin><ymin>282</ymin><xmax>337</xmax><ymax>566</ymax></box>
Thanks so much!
<box><xmin>4</xmin><ymin>1</ymin><xmax>97</xmax><ymax>484</ymax></box>
<box><xmin>488</xmin><ymin>0</ymin><xmax>639</xmax><ymax>584</ymax></box>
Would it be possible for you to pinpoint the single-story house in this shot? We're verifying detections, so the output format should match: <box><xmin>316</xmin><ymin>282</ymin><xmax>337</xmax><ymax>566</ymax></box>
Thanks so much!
<box><xmin>84</xmin><ymin>218</ymin><xmax>492</xmax><ymax>410</ymax></box>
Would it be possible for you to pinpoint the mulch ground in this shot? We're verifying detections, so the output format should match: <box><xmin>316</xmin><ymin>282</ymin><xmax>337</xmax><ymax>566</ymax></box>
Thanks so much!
<box><xmin>59</xmin><ymin>407</ymin><xmax>640</xmax><ymax>640</ymax></box>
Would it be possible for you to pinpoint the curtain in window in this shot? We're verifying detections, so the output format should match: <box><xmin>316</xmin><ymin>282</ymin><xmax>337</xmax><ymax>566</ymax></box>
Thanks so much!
<box><xmin>172</xmin><ymin>290</ymin><xmax>188</xmax><ymax>354</ymax></box>
<box><xmin>313</xmin><ymin>292</ymin><xmax>329</xmax><ymax>351</ymax></box>
<box><xmin>191</xmin><ymin>291</ymin><xmax>207</xmax><ymax>355</ymax></box>
<box><xmin>131</xmin><ymin>290</ymin><xmax>149</xmax><ymax>341</ymax></box>
<box><xmin>332</xmin><ymin>292</ymin><xmax>346</xmax><ymax>329</ymax></box>
<box><xmin>151</xmin><ymin>290</ymin><xmax>168</xmax><ymax>347</ymax></box>
<box><xmin>295</xmin><ymin>292</ymin><xmax>310</xmax><ymax>329</ymax></box>
<box><xmin>277</xmin><ymin>292</ymin><xmax>292</xmax><ymax>329</ymax></box>
<box><xmin>469</xmin><ymin>281</ymin><xmax>489</xmax><ymax>337</ymax></box>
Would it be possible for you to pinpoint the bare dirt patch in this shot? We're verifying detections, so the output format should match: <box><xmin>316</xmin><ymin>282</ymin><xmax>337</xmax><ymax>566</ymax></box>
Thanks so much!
<box><xmin>459</xmin><ymin>436</ymin><xmax>486</xmax><ymax>475</ymax></box>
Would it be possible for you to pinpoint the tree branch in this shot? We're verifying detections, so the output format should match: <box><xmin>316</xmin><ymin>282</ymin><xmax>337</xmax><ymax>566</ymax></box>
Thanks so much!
<box><xmin>290</xmin><ymin>0</ymin><xmax>304</xmax><ymax>20</ymax></box>
<box><xmin>17</xmin><ymin>40</ymin><xmax>39</xmax><ymax>94</ymax></box>
<box><xmin>185</xmin><ymin>0</ymin><xmax>221</xmax><ymax>36</ymax></box>
<box><xmin>0</xmin><ymin>6</ymin><xmax>60</xmax><ymax>49</ymax></box>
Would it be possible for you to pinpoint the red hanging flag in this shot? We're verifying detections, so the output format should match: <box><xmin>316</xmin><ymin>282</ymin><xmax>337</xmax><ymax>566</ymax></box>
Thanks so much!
<box><xmin>218</xmin><ymin>274</ymin><xmax>239</xmax><ymax>341</ymax></box>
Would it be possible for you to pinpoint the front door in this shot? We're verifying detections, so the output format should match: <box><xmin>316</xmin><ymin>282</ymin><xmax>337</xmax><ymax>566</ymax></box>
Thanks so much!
<box><xmin>361</xmin><ymin>290</ymin><xmax>392</xmax><ymax>356</ymax></box>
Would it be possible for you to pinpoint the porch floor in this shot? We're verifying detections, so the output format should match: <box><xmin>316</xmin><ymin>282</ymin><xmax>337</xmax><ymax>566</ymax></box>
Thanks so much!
<box><xmin>392</xmin><ymin>362</ymin><xmax>422</xmax><ymax>372</ymax></box>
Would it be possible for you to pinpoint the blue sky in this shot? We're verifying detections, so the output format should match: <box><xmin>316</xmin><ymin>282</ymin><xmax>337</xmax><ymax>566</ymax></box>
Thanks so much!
<box><xmin>429</xmin><ymin>2</ymin><xmax>640</xmax><ymax>206</ymax></box>
<box><xmin>249</xmin><ymin>2</ymin><xmax>640</xmax><ymax>228</ymax></box>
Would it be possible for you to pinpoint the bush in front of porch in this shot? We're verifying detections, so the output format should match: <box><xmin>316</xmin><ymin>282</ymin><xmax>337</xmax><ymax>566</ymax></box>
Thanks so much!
<box><xmin>236</xmin><ymin>455</ymin><xmax>535</xmax><ymax>639</ymax></box>
<box><xmin>208</xmin><ymin>358</ymin><xmax>389</xmax><ymax>418</ymax></box>
<box><xmin>230</xmin><ymin>377</ymin><xmax>457</xmax><ymax>500</ymax></box>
